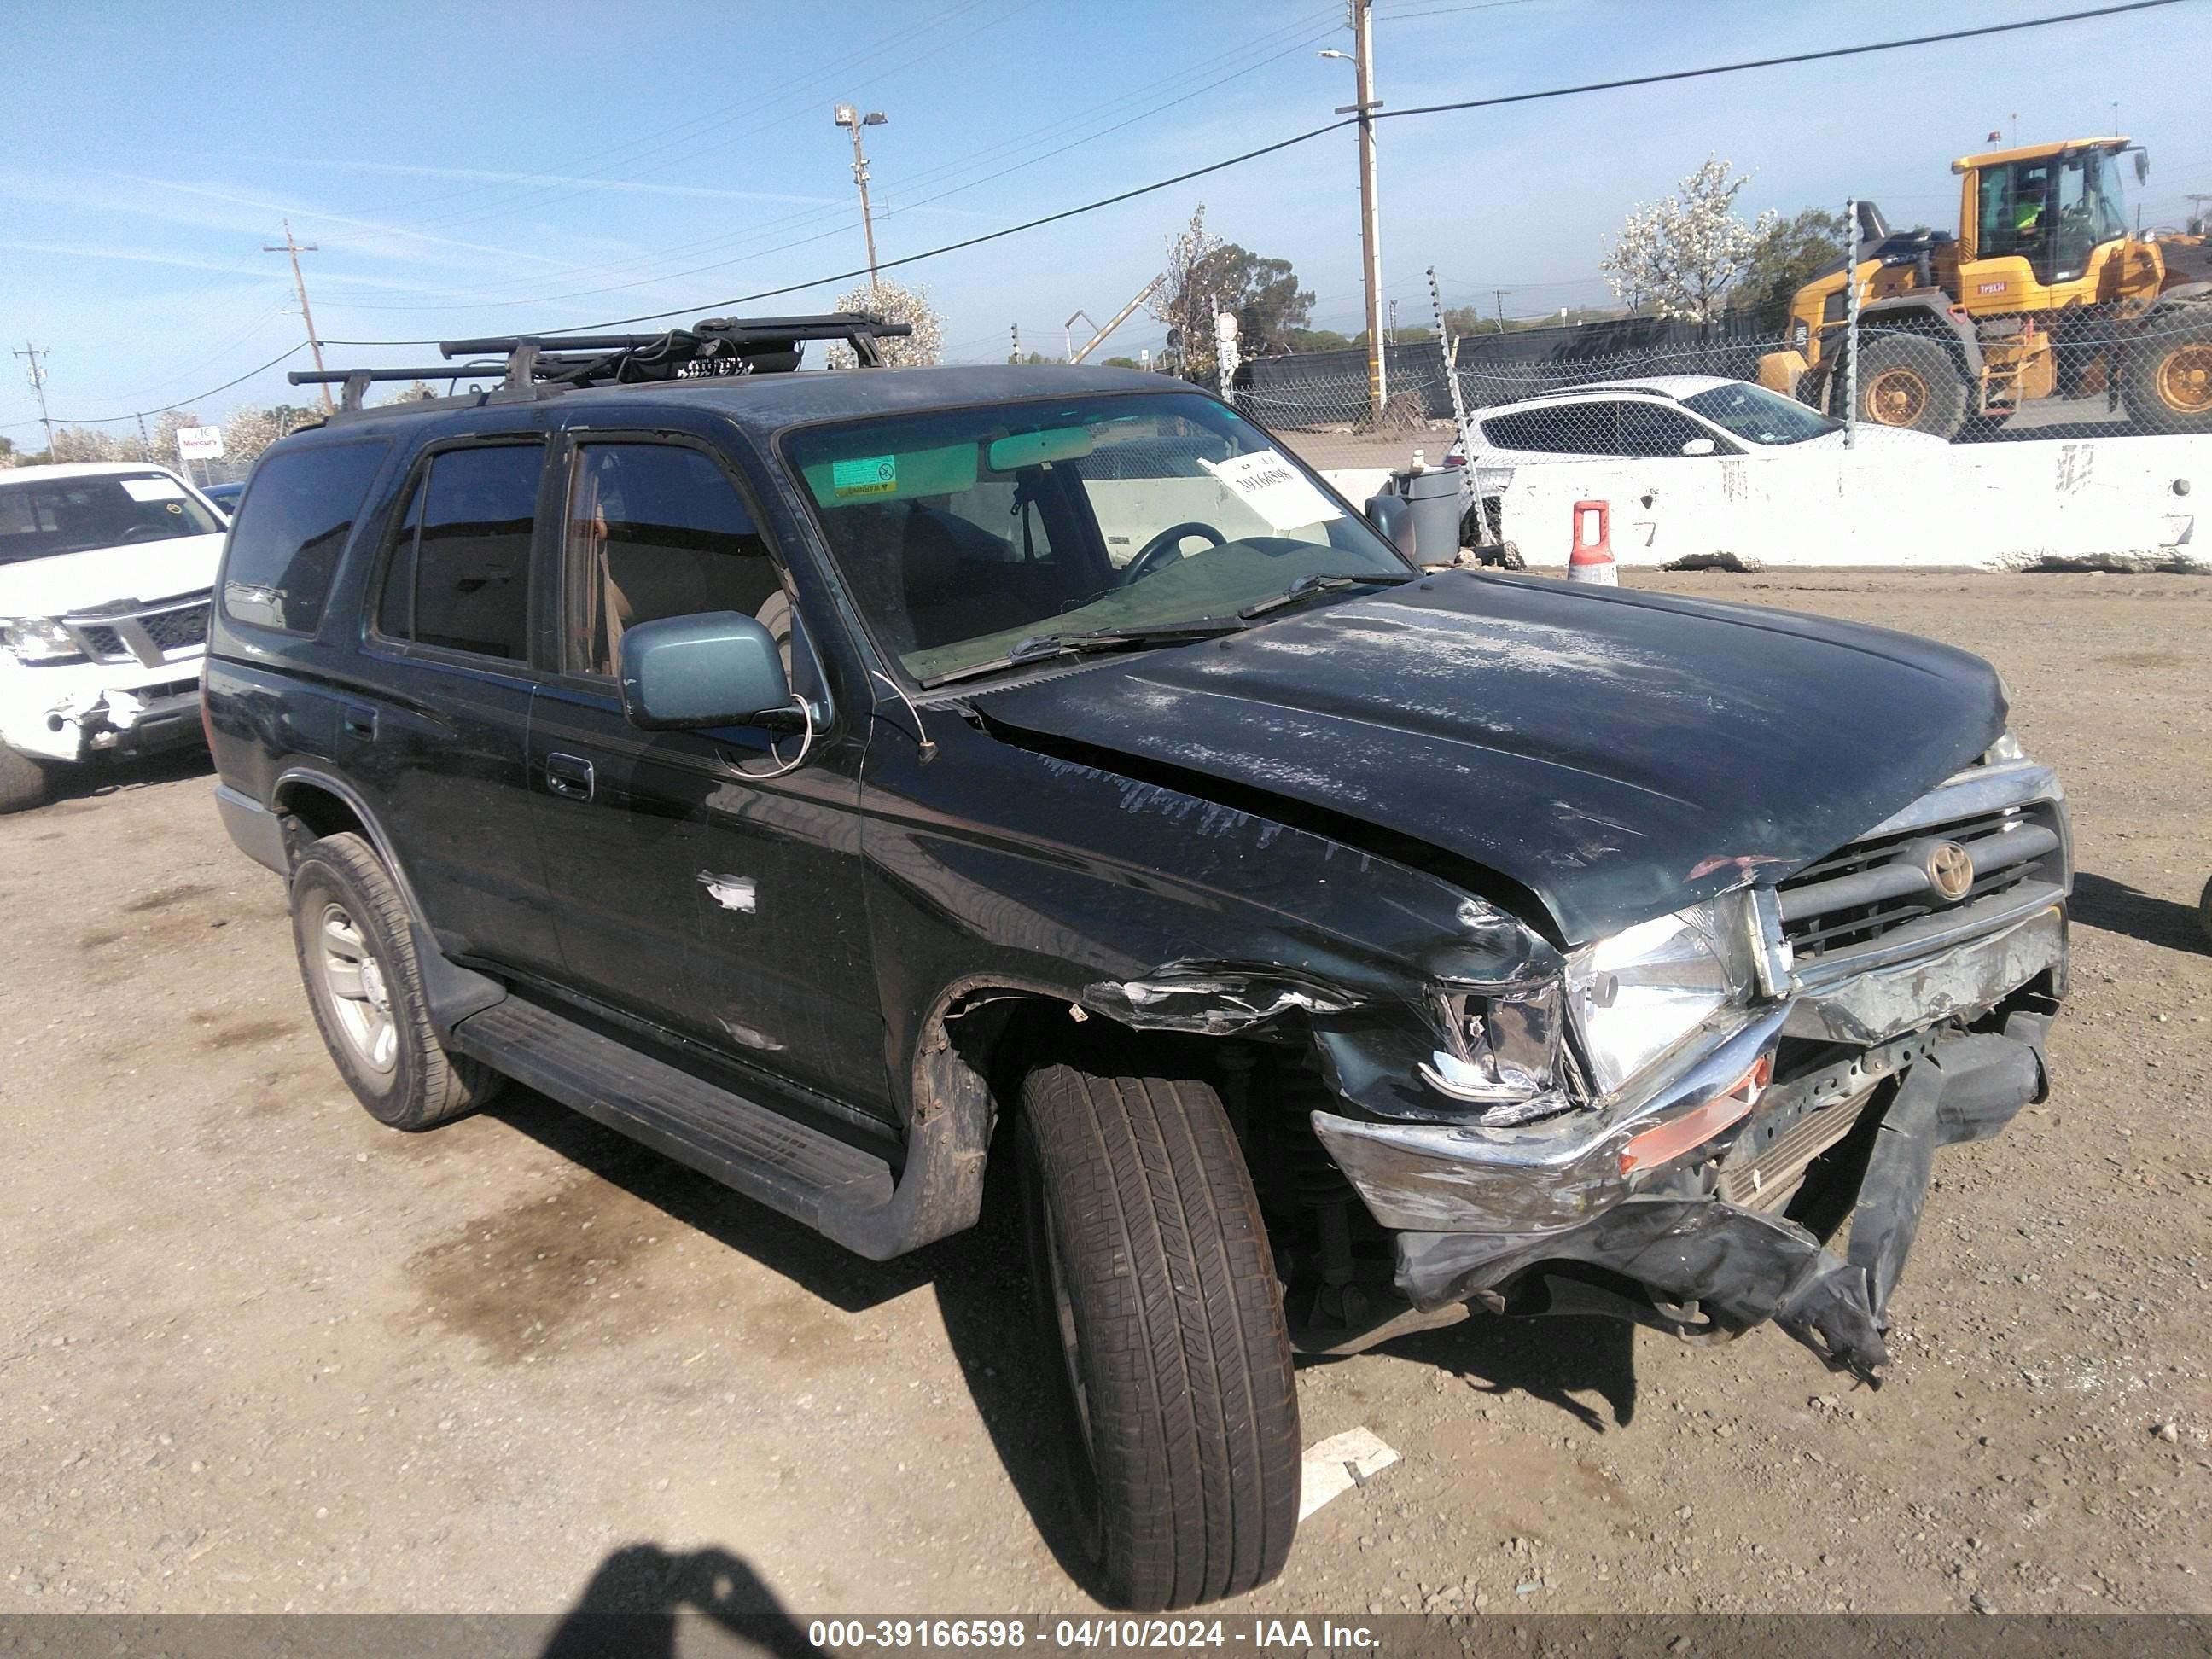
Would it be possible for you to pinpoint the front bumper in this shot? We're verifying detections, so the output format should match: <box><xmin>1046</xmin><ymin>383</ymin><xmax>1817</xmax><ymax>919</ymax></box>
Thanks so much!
<box><xmin>1</xmin><ymin>658</ymin><xmax>206</xmax><ymax>764</ymax></box>
<box><xmin>1392</xmin><ymin>1015</ymin><xmax>2050</xmax><ymax>1379</ymax></box>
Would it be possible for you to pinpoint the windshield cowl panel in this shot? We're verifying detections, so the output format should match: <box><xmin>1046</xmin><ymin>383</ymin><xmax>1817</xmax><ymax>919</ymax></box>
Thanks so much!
<box><xmin>781</xmin><ymin>390</ymin><xmax>1412</xmax><ymax>688</ymax></box>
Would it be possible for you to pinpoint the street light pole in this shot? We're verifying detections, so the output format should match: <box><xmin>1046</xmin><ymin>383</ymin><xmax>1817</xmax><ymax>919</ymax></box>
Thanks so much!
<box><xmin>833</xmin><ymin>104</ymin><xmax>888</xmax><ymax>293</ymax></box>
<box><xmin>1324</xmin><ymin>2</ymin><xmax>1387</xmax><ymax>422</ymax></box>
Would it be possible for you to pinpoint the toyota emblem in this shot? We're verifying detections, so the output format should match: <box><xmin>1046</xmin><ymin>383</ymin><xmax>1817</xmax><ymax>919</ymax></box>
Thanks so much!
<box><xmin>1929</xmin><ymin>841</ymin><xmax>1975</xmax><ymax>902</ymax></box>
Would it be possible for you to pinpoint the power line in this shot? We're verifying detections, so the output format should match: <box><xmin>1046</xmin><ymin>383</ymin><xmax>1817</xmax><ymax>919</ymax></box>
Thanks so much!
<box><xmin>317</xmin><ymin>4</ymin><xmax>1348</xmax><ymax>314</ymax></box>
<box><xmin>26</xmin><ymin>343</ymin><xmax>308</xmax><ymax>428</ymax></box>
<box><xmin>323</xmin><ymin>0</ymin><xmax>2182</xmax><ymax>349</ymax></box>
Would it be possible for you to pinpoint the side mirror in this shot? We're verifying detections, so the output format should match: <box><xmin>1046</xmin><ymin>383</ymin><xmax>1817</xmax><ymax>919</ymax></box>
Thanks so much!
<box><xmin>1364</xmin><ymin>492</ymin><xmax>1414</xmax><ymax>557</ymax></box>
<box><xmin>2134</xmin><ymin>148</ymin><xmax>2149</xmax><ymax>187</ymax></box>
<box><xmin>616</xmin><ymin>611</ymin><xmax>794</xmax><ymax>733</ymax></box>
<box><xmin>1679</xmin><ymin>437</ymin><xmax>1718</xmax><ymax>457</ymax></box>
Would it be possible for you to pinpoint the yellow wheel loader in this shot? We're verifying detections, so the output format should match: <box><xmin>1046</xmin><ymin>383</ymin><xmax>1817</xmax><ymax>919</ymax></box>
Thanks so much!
<box><xmin>1757</xmin><ymin>137</ymin><xmax>2212</xmax><ymax>438</ymax></box>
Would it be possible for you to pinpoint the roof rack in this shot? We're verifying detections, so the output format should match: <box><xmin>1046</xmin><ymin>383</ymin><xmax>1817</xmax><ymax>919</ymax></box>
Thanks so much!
<box><xmin>291</xmin><ymin>311</ymin><xmax>912</xmax><ymax>417</ymax></box>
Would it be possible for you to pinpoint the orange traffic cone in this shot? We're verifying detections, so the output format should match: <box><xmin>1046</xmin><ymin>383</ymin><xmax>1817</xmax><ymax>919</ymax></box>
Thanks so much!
<box><xmin>1568</xmin><ymin>499</ymin><xmax>1616</xmax><ymax>585</ymax></box>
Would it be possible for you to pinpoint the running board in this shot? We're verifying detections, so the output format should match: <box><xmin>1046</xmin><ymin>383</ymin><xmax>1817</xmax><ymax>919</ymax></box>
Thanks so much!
<box><xmin>447</xmin><ymin>997</ymin><xmax>894</xmax><ymax>1231</ymax></box>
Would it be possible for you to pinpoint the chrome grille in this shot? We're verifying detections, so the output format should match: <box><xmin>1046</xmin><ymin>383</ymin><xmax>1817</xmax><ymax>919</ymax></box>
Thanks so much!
<box><xmin>1779</xmin><ymin>803</ymin><xmax>2063</xmax><ymax>965</ymax></box>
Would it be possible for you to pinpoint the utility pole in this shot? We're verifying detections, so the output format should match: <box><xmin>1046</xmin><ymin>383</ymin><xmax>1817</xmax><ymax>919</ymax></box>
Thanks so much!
<box><xmin>14</xmin><ymin>341</ymin><xmax>53</xmax><ymax>454</ymax></box>
<box><xmin>264</xmin><ymin>219</ymin><xmax>331</xmax><ymax>412</ymax></box>
<box><xmin>834</xmin><ymin>104</ymin><xmax>888</xmax><ymax>293</ymax></box>
<box><xmin>1324</xmin><ymin>3</ymin><xmax>1387</xmax><ymax>421</ymax></box>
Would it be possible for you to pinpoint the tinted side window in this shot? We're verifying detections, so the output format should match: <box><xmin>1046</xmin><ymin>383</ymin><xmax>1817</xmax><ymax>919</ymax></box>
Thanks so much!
<box><xmin>221</xmin><ymin>441</ymin><xmax>390</xmax><ymax>632</ymax></box>
<box><xmin>376</xmin><ymin>444</ymin><xmax>541</xmax><ymax>661</ymax></box>
<box><xmin>562</xmin><ymin>443</ymin><xmax>782</xmax><ymax>678</ymax></box>
<box><xmin>1481</xmin><ymin>411</ymin><xmax>1558</xmax><ymax>452</ymax></box>
<box><xmin>1618</xmin><ymin>403</ymin><xmax>1717</xmax><ymax>457</ymax></box>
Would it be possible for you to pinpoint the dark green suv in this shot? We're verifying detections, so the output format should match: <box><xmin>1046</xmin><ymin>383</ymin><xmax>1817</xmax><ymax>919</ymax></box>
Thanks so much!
<box><xmin>208</xmin><ymin>316</ymin><xmax>2071</xmax><ymax>1610</ymax></box>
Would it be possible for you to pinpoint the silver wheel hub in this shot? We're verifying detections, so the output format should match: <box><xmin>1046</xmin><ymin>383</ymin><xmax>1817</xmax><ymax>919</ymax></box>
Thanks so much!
<box><xmin>317</xmin><ymin>903</ymin><xmax>399</xmax><ymax>1074</ymax></box>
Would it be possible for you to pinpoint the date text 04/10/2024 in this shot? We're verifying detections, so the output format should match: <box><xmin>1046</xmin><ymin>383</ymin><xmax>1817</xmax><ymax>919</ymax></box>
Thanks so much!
<box><xmin>804</xmin><ymin>1621</ymin><xmax>1382</xmax><ymax>1651</ymax></box>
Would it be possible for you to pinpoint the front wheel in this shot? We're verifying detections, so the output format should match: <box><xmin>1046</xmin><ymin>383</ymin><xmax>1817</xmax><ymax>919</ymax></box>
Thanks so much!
<box><xmin>1854</xmin><ymin>333</ymin><xmax>1969</xmax><ymax>439</ymax></box>
<box><xmin>1017</xmin><ymin>1038</ymin><xmax>1301</xmax><ymax>1610</ymax></box>
<box><xmin>0</xmin><ymin>746</ymin><xmax>49</xmax><ymax>814</ymax></box>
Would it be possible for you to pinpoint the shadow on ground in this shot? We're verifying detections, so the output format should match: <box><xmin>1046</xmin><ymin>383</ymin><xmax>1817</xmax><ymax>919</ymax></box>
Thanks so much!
<box><xmin>37</xmin><ymin>742</ymin><xmax>213</xmax><ymax>808</ymax></box>
<box><xmin>492</xmin><ymin>1083</ymin><xmax>1656</xmax><ymax>1601</ymax></box>
<box><xmin>2070</xmin><ymin>870</ymin><xmax>2209</xmax><ymax>955</ymax></box>
<box><xmin>540</xmin><ymin>1543</ymin><xmax>821</xmax><ymax>1659</ymax></box>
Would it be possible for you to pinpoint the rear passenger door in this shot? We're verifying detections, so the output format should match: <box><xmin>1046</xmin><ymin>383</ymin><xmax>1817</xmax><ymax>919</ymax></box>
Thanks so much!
<box><xmin>346</xmin><ymin>436</ymin><xmax>562</xmax><ymax>978</ymax></box>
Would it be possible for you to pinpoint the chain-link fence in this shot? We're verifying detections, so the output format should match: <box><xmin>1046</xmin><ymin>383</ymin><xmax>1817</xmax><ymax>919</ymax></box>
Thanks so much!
<box><xmin>1248</xmin><ymin>298</ymin><xmax>2212</xmax><ymax>474</ymax></box>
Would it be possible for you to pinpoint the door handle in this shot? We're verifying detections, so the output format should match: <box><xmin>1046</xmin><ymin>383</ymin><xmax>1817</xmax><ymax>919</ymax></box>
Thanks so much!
<box><xmin>341</xmin><ymin>702</ymin><xmax>377</xmax><ymax>739</ymax></box>
<box><xmin>544</xmin><ymin>752</ymin><xmax>596</xmax><ymax>802</ymax></box>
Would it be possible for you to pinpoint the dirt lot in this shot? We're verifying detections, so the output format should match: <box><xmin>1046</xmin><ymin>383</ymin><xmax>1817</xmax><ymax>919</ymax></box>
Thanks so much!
<box><xmin>2</xmin><ymin>571</ymin><xmax>2207</xmax><ymax>1622</ymax></box>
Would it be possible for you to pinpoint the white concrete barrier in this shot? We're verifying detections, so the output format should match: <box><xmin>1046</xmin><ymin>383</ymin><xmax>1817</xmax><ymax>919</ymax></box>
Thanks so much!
<box><xmin>1322</xmin><ymin>433</ymin><xmax>2204</xmax><ymax>572</ymax></box>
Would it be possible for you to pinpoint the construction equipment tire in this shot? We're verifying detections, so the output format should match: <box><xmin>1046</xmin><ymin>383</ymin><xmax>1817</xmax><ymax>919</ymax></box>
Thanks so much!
<box><xmin>2123</xmin><ymin>302</ymin><xmax>2212</xmax><ymax>434</ymax></box>
<box><xmin>1854</xmin><ymin>334</ymin><xmax>1969</xmax><ymax>439</ymax></box>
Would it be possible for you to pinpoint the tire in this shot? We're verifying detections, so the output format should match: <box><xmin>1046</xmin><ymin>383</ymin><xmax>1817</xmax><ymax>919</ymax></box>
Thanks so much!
<box><xmin>1017</xmin><ymin>1037</ymin><xmax>1300</xmax><ymax>1610</ymax></box>
<box><xmin>2122</xmin><ymin>305</ymin><xmax>2212</xmax><ymax>434</ymax></box>
<box><xmin>289</xmin><ymin>831</ymin><xmax>501</xmax><ymax>1130</ymax></box>
<box><xmin>1854</xmin><ymin>333</ymin><xmax>1969</xmax><ymax>439</ymax></box>
<box><xmin>0</xmin><ymin>747</ymin><xmax>48</xmax><ymax>814</ymax></box>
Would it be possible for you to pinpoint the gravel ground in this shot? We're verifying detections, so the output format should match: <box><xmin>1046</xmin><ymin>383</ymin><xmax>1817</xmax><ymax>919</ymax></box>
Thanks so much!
<box><xmin>1</xmin><ymin>570</ymin><xmax>2205</xmax><ymax>1622</ymax></box>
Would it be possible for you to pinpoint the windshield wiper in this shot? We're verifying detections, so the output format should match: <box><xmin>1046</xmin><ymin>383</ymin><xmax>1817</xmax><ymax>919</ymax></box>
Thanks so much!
<box><xmin>1236</xmin><ymin>570</ymin><xmax>1417</xmax><ymax>620</ymax></box>
<box><xmin>920</xmin><ymin>618</ymin><xmax>1246</xmax><ymax>689</ymax></box>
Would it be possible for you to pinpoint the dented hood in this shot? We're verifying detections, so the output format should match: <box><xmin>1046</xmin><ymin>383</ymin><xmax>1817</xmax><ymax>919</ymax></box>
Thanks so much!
<box><xmin>972</xmin><ymin>572</ymin><xmax>2005</xmax><ymax>946</ymax></box>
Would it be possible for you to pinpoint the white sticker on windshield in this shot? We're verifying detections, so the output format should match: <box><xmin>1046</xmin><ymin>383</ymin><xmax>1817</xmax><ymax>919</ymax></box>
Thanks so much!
<box><xmin>120</xmin><ymin>477</ymin><xmax>188</xmax><ymax>503</ymax></box>
<box><xmin>1198</xmin><ymin>451</ymin><xmax>1341</xmax><ymax>533</ymax></box>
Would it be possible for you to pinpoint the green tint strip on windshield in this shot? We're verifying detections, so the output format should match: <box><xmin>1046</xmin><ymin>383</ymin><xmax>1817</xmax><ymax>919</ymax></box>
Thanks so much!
<box><xmin>801</xmin><ymin>441</ymin><xmax>978</xmax><ymax>508</ymax></box>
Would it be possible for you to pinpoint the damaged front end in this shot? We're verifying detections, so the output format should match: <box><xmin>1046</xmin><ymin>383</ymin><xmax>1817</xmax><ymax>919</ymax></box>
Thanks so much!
<box><xmin>1237</xmin><ymin>753</ymin><xmax>2071</xmax><ymax>1382</ymax></box>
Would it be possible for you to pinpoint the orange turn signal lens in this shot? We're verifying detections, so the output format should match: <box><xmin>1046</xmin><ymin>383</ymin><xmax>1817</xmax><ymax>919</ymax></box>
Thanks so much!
<box><xmin>1618</xmin><ymin>1056</ymin><xmax>1772</xmax><ymax>1175</ymax></box>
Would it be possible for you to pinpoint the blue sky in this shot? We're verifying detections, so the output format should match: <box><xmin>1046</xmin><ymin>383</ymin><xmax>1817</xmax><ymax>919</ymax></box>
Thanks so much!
<box><xmin>3</xmin><ymin>0</ymin><xmax>2206</xmax><ymax>436</ymax></box>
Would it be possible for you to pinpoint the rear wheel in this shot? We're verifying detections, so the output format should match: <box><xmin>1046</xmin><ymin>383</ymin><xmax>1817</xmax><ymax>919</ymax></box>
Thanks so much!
<box><xmin>0</xmin><ymin>747</ymin><xmax>48</xmax><ymax>814</ymax></box>
<box><xmin>289</xmin><ymin>831</ymin><xmax>501</xmax><ymax>1130</ymax></box>
<box><xmin>2123</xmin><ymin>306</ymin><xmax>2212</xmax><ymax>434</ymax></box>
<box><xmin>1854</xmin><ymin>334</ymin><xmax>1969</xmax><ymax>439</ymax></box>
<box><xmin>1017</xmin><ymin>1037</ymin><xmax>1301</xmax><ymax>1610</ymax></box>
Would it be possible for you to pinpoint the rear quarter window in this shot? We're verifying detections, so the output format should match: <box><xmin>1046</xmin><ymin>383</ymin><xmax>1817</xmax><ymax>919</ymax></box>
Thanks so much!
<box><xmin>221</xmin><ymin>440</ymin><xmax>392</xmax><ymax>633</ymax></box>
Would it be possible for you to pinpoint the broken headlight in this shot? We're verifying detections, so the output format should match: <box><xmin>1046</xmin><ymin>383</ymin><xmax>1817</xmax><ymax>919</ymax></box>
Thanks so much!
<box><xmin>1418</xmin><ymin>980</ymin><xmax>1574</xmax><ymax>1126</ymax></box>
<box><xmin>1</xmin><ymin>617</ymin><xmax>82</xmax><ymax>664</ymax></box>
<box><xmin>1566</xmin><ymin>898</ymin><xmax>1756</xmax><ymax>1098</ymax></box>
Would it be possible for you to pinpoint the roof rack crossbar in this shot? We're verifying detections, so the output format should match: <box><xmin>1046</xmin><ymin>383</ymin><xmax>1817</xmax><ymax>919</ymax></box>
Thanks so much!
<box><xmin>294</xmin><ymin>311</ymin><xmax>916</xmax><ymax>423</ymax></box>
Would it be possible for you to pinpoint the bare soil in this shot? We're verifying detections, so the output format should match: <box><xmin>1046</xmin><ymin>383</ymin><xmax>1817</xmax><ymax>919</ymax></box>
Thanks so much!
<box><xmin>1</xmin><ymin>571</ymin><xmax>2206</xmax><ymax>1621</ymax></box>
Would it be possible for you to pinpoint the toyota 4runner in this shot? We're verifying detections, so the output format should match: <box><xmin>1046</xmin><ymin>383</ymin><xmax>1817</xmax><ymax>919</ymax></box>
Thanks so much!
<box><xmin>206</xmin><ymin>315</ymin><xmax>2070</xmax><ymax>1610</ymax></box>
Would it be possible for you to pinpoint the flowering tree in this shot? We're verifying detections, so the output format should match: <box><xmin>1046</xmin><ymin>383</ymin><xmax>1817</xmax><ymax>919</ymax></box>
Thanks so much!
<box><xmin>1150</xmin><ymin>205</ymin><xmax>1225</xmax><ymax>383</ymax></box>
<box><xmin>824</xmin><ymin>276</ymin><xmax>943</xmax><ymax>369</ymax></box>
<box><xmin>1602</xmin><ymin>156</ymin><xmax>1776</xmax><ymax>324</ymax></box>
<box><xmin>222</xmin><ymin>404</ymin><xmax>321</xmax><ymax>464</ymax></box>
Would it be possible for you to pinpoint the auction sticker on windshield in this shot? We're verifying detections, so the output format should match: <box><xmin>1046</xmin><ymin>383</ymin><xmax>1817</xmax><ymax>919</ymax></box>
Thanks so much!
<box><xmin>1198</xmin><ymin>450</ymin><xmax>1340</xmax><ymax>532</ymax></box>
<box><xmin>831</xmin><ymin>455</ymin><xmax>899</xmax><ymax>498</ymax></box>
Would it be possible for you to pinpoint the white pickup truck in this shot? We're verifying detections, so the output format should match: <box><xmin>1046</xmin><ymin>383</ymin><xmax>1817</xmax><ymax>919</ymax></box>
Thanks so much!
<box><xmin>0</xmin><ymin>462</ymin><xmax>229</xmax><ymax>812</ymax></box>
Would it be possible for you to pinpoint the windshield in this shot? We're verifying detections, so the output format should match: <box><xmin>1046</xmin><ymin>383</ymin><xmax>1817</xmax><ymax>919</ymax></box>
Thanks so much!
<box><xmin>783</xmin><ymin>391</ymin><xmax>1410</xmax><ymax>684</ymax></box>
<box><xmin>0</xmin><ymin>471</ymin><xmax>224</xmax><ymax>565</ymax></box>
<box><xmin>1679</xmin><ymin>382</ymin><xmax>1839</xmax><ymax>445</ymax></box>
